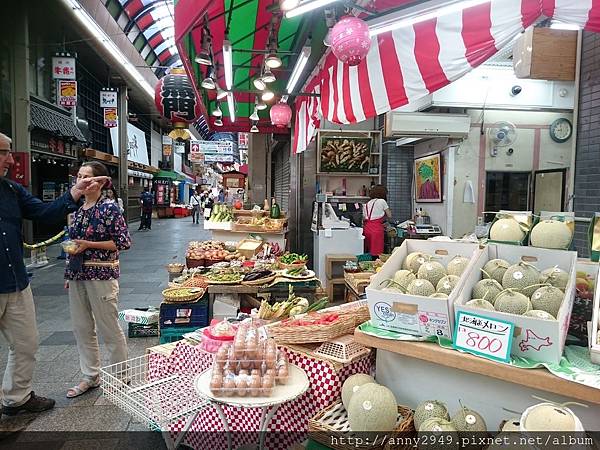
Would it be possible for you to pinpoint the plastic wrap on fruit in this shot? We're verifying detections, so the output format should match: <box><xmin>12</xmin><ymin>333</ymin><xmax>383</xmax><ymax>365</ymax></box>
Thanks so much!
<box><xmin>212</xmin><ymin>320</ymin><xmax>236</xmax><ymax>337</ymax></box>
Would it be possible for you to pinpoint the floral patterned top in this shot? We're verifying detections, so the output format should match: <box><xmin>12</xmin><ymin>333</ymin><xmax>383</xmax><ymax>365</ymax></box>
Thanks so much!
<box><xmin>65</xmin><ymin>196</ymin><xmax>131</xmax><ymax>281</ymax></box>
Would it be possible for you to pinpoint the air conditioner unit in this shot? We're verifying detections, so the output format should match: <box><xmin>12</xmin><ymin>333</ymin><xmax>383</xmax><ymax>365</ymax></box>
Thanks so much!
<box><xmin>385</xmin><ymin>112</ymin><xmax>471</xmax><ymax>138</ymax></box>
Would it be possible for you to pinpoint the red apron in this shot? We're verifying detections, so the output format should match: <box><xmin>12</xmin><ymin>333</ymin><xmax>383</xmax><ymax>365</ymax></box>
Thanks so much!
<box><xmin>363</xmin><ymin>200</ymin><xmax>385</xmax><ymax>256</ymax></box>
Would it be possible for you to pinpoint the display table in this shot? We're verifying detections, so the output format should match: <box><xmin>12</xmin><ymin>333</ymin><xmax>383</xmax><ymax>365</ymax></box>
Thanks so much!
<box><xmin>148</xmin><ymin>340</ymin><xmax>374</xmax><ymax>450</ymax></box>
<box><xmin>354</xmin><ymin>329</ymin><xmax>600</xmax><ymax>428</ymax></box>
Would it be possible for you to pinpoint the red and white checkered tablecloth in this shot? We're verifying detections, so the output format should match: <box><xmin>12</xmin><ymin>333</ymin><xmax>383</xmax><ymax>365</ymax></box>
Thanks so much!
<box><xmin>147</xmin><ymin>341</ymin><xmax>374</xmax><ymax>450</ymax></box>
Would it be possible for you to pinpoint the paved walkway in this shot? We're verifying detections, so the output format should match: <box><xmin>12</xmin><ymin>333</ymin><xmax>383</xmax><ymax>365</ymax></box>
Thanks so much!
<box><xmin>0</xmin><ymin>216</ymin><xmax>210</xmax><ymax>446</ymax></box>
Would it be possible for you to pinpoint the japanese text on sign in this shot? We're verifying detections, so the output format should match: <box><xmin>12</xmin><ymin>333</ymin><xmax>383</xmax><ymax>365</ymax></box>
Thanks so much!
<box><xmin>453</xmin><ymin>312</ymin><xmax>514</xmax><ymax>363</ymax></box>
<box><xmin>103</xmin><ymin>107</ymin><xmax>118</xmax><ymax>128</ymax></box>
<box><xmin>159</xmin><ymin>75</ymin><xmax>197</xmax><ymax>121</ymax></box>
<box><xmin>100</xmin><ymin>90</ymin><xmax>118</xmax><ymax>108</ymax></box>
<box><xmin>52</xmin><ymin>56</ymin><xmax>76</xmax><ymax>80</ymax></box>
<box><xmin>58</xmin><ymin>80</ymin><xmax>77</xmax><ymax>107</ymax></box>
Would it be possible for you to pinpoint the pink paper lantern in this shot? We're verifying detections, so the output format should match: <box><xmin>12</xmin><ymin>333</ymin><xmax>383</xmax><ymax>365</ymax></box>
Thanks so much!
<box><xmin>270</xmin><ymin>102</ymin><xmax>292</xmax><ymax>128</ymax></box>
<box><xmin>331</xmin><ymin>16</ymin><xmax>371</xmax><ymax>66</ymax></box>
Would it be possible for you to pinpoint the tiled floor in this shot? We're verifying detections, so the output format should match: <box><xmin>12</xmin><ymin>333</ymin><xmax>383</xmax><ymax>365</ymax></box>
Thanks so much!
<box><xmin>0</xmin><ymin>216</ymin><xmax>210</xmax><ymax>447</ymax></box>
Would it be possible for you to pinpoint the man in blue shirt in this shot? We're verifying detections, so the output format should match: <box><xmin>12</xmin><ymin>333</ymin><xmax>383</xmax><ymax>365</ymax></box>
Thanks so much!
<box><xmin>139</xmin><ymin>187</ymin><xmax>153</xmax><ymax>231</ymax></box>
<box><xmin>0</xmin><ymin>133</ymin><xmax>108</xmax><ymax>417</ymax></box>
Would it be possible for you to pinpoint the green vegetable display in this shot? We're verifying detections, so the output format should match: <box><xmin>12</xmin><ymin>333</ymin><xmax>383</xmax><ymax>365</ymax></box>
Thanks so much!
<box><xmin>280</xmin><ymin>253</ymin><xmax>308</xmax><ymax>264</ymax></box>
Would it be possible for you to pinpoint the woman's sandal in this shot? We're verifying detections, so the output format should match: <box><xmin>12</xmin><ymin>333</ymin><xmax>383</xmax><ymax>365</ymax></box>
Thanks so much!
<box><xmin>67</xmin><ymin>378</ymin><xmax>100</xmax><ymax>398</ymax></box>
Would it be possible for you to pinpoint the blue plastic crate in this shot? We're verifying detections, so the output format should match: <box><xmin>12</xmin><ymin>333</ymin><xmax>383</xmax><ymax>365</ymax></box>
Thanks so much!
<box><xmin>159</xmin><ymin>300</ymin><xmax>208</xmax><ymax>329</ymax></box>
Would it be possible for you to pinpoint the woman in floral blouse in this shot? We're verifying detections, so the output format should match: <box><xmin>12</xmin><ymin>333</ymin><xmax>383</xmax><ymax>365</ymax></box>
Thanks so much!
<box><xmin>64</xmin><ymin>161</ymin><xmax>131</xmax><ymax>398</ymax></box>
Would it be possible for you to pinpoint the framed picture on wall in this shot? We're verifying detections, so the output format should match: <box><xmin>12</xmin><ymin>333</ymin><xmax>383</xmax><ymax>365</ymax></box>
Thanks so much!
<box><xmin>414</xmin><ymin>152</ymin><xmax>443</xmax><ymax>203</ymax></box>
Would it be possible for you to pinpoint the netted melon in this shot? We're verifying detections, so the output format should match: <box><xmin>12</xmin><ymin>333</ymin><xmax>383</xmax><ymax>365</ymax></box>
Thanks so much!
<box><xmin>451</xmin><ymin>406</ymin><xmax>487</xmax><ymax>432</ymax></box>
<box><xmin>523</xmin><ymin>310</ymin><xmax>556</xmax><ymax>320</ymax></box>
<box><xmin>417</xmin><ymin>261</ymin><xmax>447</xmax><ymax>288</ymax></box>
<box><xmin>347</xmin><ymin>383</ymin><xmax>398</xmax><ymax>432</ymax></box>
<box><xmin>530</xmin><ymin>220</ymin><xmax>573</xmax><ymax>249</ymax></box>
<box><xmin>522</xmin><ymin>403</ymin><xmax>578</xmax><ymax>432</ymax></box>
<box><xmin>530</xmin><ymin>286</ymin><xmax>564</xmax><ymax>317</ymax></box>
<box><xmin>447</xmin><ymin>255</ymin><xmax>470</xmax><ymax>277</ymax></box>
<box><xmin>466</xmin><ymin>299</ymin><xmax>496</xmax><ymax>311</ymax></box>
<box><xmin>471</xmin><ymin>279</ymin><xmax>503</xmax><ymax>304</ymax></box>
<box><xmin>501</xmin><ymin>419</ymin><xmax>521</xmax><ymax>432</ymax></box>
<box><xmin>539</xmin><ymin>267</ymin><xmax>569</xmax><ymax>291</ymax></box>
<box><xmin>482</xmin><ymin>259</ymin><xmax>510</xmax><ymax>284</ymax></box>
<box><xmin>341</xmin><ymin>373</ymin><xmax>375</xmax><ymax>409</ymax></box>
<box><xmin>430</xmin><ymin>292</ymin><xmax>449</xmax><ymax>299</ymax></box>
<box><xmin>419</xmin><ymin>417</ymin><xmax>457</xmax><ymax>432</ymax></box>
<box><xmin>494</xmin><ymin>290</ymin><xmax>532</xmax><ymax>315</ymax></box>
<box><xmin>404</xmin><ymin>252</ymin><xmax>430</xmax><ymax>273</ymax></box>
<box><xmin>407</xmin><ymin>279</ymin><xmax>436</xmax><ymax>297</ymax></box>
<box><xmin>436</xmin><ymin>275</ymin><xmax>460</xmax><ymax>295</ymax></box>
<box><xmin>414</xmin><ymin>400</ymin><xmax>450</xmax><ymax>430</ymax></box>
<box><xmin>490</xmin><ymin>217</ymin><xmax>526</xmax><ymax>242</ymax></box>
<box><xmin>502</xmin><ymin>261</ymin><xmax>540</xmax><ymax>297</ymax></box>
<box><xmin>392</xmin><ymin>270</ymin><xmax>416</xmax><ymax>291</ymax></box>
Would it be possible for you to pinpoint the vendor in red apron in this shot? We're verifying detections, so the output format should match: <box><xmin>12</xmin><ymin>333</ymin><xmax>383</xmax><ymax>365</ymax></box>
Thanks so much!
<box><xmin>363</xmin><ymin>185</ymin><xmax>392</xmax><ymax>257</ymax></box>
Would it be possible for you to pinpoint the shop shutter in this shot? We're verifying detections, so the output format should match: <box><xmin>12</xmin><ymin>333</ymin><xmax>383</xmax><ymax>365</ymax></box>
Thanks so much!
<box><xmin>272</xmin><ymin>145</ymin><xmax>290</xmax><ymax>213</ymax></box>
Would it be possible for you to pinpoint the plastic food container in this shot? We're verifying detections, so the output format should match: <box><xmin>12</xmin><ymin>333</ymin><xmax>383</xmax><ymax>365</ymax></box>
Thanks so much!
<box><xmin>201</xmin><ymin>321</ymin><xmax>237</xmax><ymax>353</ymax></box>
<box><xmin>61</xmin><ymin>240</ymin><xmax>79</xmax><ymax>254</ymax></box>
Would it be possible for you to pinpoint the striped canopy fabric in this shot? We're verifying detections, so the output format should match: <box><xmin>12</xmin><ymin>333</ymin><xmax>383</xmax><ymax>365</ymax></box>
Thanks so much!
<box><xmin>293</xmin><ymin>0</ymin><xmax>599</xmax><ymax>154</ymax></box>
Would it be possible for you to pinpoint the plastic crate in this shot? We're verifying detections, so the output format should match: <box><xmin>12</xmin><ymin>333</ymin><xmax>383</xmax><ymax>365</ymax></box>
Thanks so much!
<box><xmin>128</xmin><ymin>322</ymin><xmax>159</xmax><ymax>338</ymax></box>
<box><xmin>159</xmin><ymin>300</ymin><xmax>209</xmax><ymax>329</ymax></box>
<box><xmin>159</xmin><ymin>325</ymin><xmax>199</xmax><ymax>345</ymax></box>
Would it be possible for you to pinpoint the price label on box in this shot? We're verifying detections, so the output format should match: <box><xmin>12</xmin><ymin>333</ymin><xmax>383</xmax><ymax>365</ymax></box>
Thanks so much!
<box><xmin>453</xmin><ymin>311</ymin><xmax>514</xmax><ymax>363</ymax></box>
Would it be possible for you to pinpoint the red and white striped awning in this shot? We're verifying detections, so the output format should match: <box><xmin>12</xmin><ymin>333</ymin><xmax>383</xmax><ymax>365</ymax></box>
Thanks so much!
<box><xmin>293</xmin><ymin>0</ymin><xmax>599</xmax><ymax>154</ymax></box>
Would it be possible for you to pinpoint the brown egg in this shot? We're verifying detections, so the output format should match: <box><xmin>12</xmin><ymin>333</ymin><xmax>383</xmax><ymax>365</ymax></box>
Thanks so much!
<box><xmin>250</xmin><ymin>369</ymin><xmax>260</xmax><ymax>377</ymax></box>
<box><xmin>249</xmin><ymin>375</ymin><xmax>261</xmax><ymax>397</ymax></box>
<box><xmin>265</xmin><ymin>351</ymin><xmax>276</xmax><ymax>369</ymax></box>
<box><xmin>277</xmin><ymin>366</ymin><xmax>289</xmax><ymax>384</ymax></box>
<box><xmin>233</xmin><ymin>343</ymin><xmax>245</xmax><ymax>359</ymax></box>
<box><xmin>261</xmin><ymin>375</ymin><xmax>274</xmax><ymax>395</ymax></box>
<box><xmin>222</xmin><ymin>377</ymin><xmax>235</xmax><ymax>396</ymax></box>
<box><xmin>240</xmin><ymin>359</ymin><xmax>252</xmax><ymax>369</ymax></box>
<box><xmin>264</xmin><ymin>369</ymin><xmax>275</xmax><ymax>378</ymax></box>
<box><xmin>210</xmin><ymin>376</ymin><xmax>223</xmax><ymax>393</ymax></box>
<box><xmin>238</xmin><ymin>369</ymin><xmax>249</xmax><ymax>377</ymax></box>
<box><xmin>235</xmin><ymin>376</ymin><xmax>248</xmax><ymax>396</ymax></box>
<box><xmin>245</xmin><ymin>344</ymin><xmax>257</xmax><ymax>360</ymax></box>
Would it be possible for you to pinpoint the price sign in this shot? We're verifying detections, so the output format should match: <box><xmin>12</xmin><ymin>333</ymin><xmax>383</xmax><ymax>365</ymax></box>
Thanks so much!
<box><xmin>453</xmin><ymin>311</ymin><xmax>514</xmax><ymax>363</ymax></box>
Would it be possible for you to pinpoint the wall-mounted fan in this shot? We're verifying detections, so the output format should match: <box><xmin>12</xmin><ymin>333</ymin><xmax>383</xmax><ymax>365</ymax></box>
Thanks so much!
<box><xmin>488</xmin><ymin>121</ymin><xmax>517</xmax><ymax>157</ymax></box>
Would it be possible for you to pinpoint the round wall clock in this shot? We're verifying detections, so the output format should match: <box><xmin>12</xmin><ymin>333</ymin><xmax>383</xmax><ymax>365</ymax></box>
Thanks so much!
<box><xmin>549</xmin><ymin>118</ymin><xmax>573</xmax><ymax>143</ymax></box>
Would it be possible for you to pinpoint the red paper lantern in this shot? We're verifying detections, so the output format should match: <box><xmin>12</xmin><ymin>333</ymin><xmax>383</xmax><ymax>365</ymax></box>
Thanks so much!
<box><xmin>155</xmin><ymin>68</ymin><xmax>202</xmax><ymax>128</ymax></box>
<box><xmin>331</xmin><ymin>16</ymin><xmax>371</xmax><ymax>66</ymax></box>
<box><xmin>270</xmin><ymin>102</ymin><xmax>292</xmax><ymax>128</ymax></box>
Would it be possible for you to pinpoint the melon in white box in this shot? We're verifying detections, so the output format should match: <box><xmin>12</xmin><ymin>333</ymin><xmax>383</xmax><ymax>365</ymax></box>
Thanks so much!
<box><xmin>455</xmin><ymin>244</ymin><xmax>577</xmax><ymax>364</ymax></box>
<box><xmin>365</xmin><ymin>240</ymin><xmax>482</xmax><ymax>339</ymax></box>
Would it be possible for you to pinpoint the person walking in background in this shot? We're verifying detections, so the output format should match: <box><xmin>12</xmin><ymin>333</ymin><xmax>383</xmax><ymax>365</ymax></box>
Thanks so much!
<box><xmin>190</xmin><ymin>190</ymin><xmax>202</xmax><ymax>224</ymax></box>
<box><xmin>362</xmin><ymin>184</ymin><xmax>392</xmax><ymax>257</ymax></box>
<box><xmin>218</xmin><ymin>188</ymin><xmax>225</xmax><ymax>203</ymax></box>
<box><xmin>203</xmin><ymin>193</ymin><xmax>214</xmax><ymax>221</ymax></box>
<box><xmin>139</xmin><ymin>186</ymin><xmax>153</xmax><ymax>231</ymax></box>
<box><xmin>105</xmin><ymin>185</ymin><xmax>124</xmax><ymax>214</ymax></box>
<box><xmin>0</xmin><ymin>133</ymin><xmax>109</xmax><ymax>417</ymax></box>
<box><xmin>64</xmin><ymin>161</ymin><xmax>131</xmax><ymax>398</ymax></box>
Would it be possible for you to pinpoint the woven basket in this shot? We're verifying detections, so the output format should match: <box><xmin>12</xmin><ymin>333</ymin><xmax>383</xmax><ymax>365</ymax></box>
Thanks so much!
<box><xmin>161</xmin><ymin>287</ymin><xmax>205</xmax><ymax>303</ymax></box>
<box><xmin>268</xmin><ymin>315</ymin><xmax>355</xmax><ymax>344</ymax></box>
<box><xmin>339</xmin><ymin>305</ymin><xmax>370</xmax><ymax>327</ymax></box>
<box><xmin>309</xmin><ymin>402</ymin><xmax>415</xmax><ymax>450</ymax></box>
<box><xmin>186</xmin><ymin>258</ymin><xmax>205</xmax><ymax>269</ymax></box>
<box><xmin>277</xmin><ymin>258</ymin><xmax>307</xmax><ymax>271</ymax></box>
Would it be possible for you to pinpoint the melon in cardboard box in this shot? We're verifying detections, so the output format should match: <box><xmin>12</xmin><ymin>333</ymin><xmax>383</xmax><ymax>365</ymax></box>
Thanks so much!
<box><xmin>366</xmin><ymin>240</ymin><xmax>481</xmax><ymax>339</ymax></box>
<box><xmin>455</xmin><ymin>244</ymin><xmax>577</xmax><ymax>364</ymax></box>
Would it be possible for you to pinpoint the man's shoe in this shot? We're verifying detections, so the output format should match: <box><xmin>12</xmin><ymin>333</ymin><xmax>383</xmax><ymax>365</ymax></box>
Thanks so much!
<box><xmin>2</xmin><ymin>392</ymin><xmax>55</xmax><ymax>415</ymax></box>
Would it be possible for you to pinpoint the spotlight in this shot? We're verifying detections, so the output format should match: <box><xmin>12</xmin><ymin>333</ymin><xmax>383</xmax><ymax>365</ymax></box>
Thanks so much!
<box><xmin>214</xmin><ymin>118</ymin><xmax>223</xmax><ymax>127</ymax></box>
<box><xmin>265</xmin><ymin>53</ymin><xmax>282</xmax><ymax>69</ymax></box>
<box><xmin>261</xmin><ymin>90</ymin><xmax>275</xmax><ymax>102</ymax></box>
<box><xmin>216</xmin><ymin>86</ymin><xmax>228</xmax><ymax>100</ymax></box>
<box><xmin>262</xmin><ymin>66</ymin><xmax>276</xmax><ymax>83</ymax></box>
<box><xmin>212</xmin><ymin>102</ymin><xmax>223</xmax><ymax>117</ymax></box>
<box><xmin>250</xmin><ymin>122</ymin><xmax>259</xmax><ymax>133</ymax></box>
<box><xmin>253</xmin><ymin>76</ymin><xmax>266</xmax><ymax>91</ymax></box>
<box><xmin>256</xmin><ymin>97</ymin><xmax>267</xmax><ymax>110</ymax></box>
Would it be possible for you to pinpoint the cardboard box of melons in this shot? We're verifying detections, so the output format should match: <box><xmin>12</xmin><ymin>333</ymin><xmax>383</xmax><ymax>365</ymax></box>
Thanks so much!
<box><xmin>455</xmin><ymin>243</ymin><xmax>578</xmax><ymax>364</ymax></box>
<box><xmin>365</xmin><ymin>239</ymin><xmax>483</xmax><ymax>339</ymax></box>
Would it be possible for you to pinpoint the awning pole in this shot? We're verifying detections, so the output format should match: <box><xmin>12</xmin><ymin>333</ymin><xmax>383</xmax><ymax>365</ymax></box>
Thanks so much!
<box><xmin>118</xmin><ymin>86</ymin><xmax>129</xmax><ymax>221</ymax></box>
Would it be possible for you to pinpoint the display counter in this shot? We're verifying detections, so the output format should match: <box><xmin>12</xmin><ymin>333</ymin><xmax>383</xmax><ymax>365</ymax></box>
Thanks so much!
<box><xmin>211</xmin><ymin>229</ymin><xmax>287</xmax><ymax>250</ymax></box>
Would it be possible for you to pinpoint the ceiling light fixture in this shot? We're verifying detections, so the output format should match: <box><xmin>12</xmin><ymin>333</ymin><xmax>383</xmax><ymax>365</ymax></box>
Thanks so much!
<box><xmin>285</xmin><ymin>0</ymin><xmax>337</xmax><ymax>19</ymax></box>
<box><xmin>286</xmin><ymin>45</ymin><xmax>311</xmax><ymax>94</ymax></box>
<box><xmin>249</xmin><ymin>108</ymin><xmax>260</xmax><ymax>121</ymax></box>
<box><xmin>214</xmin><ymin>118</ymin><xmax>223</xmax><ymax>126</ymax></box>
<box><xmin>194</xmin><ymin>26</ymin><xmax>213</xmax><ymax>65</ymax></box>
<box><xmin>201</xmin><ymin>65</ymin><xmax>216</xmax><ymax>90</ymax></box>
<box><xmin>279</xmin><ymin>0</ymin><xmax>299</xmax><ymax>12</ymax></box>
<box><xmin>212</xmin><ymin>101</ymin><xmax>223</xmax><ymax>117</ymax></box>
<box><xmin>253</xmin><ymin>76</ymin><xmax>267</xmax><ymax>90</ymax></box>
<box><xmin>227</xmin><ymin>92</ymin><xmax>236</xmax><ymax>123</ymax></box>
<box><xmin>261</xmin><ymin>90</ymin><xmax>275</xmax><ymax>102</ymax></box>
<box><xmin>223</xmin><ymin>39</ymin><xmax>233</xmax><ymax>90</ymax></box>
<box><xmin>250</xmin><ymin>123</ymin><xmax>259</xmax><ymax>133</ymax></box>
<box><xmin>265</xmin><ymin>52</ymin><xmax>282</xmax><ymax>69</ymax></box>
<box><xmin>216</xmin><ymin>86</ymin><xmax>228</xmax><ymax>100</ymax></box>
<box><xmin>261</xmin><ymin>66</ymin><xmax>276</xmax><ymax>83</ymax></box>
<box><xmin>256</xmin><ymin>96</ymin><xmax>267</xmax><ymax>110</ymax></box>
<box><xmin>368</xmin><ymin>0</ymin><xmax>490</xmax><ymax>37</ymax></box>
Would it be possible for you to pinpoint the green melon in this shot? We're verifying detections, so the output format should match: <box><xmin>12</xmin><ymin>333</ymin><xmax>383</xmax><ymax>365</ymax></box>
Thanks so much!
<box><xmin>430</xmin><ymin>292</ymin><xmax>449</xmax><ymax>299</ymax></box>
<box><xmin>447</xmin><ymin>255</ymin><xmax>470</xmax><ymax>277</ymax></box>
<box><xmin>530</xmin><ymin>220</ymin><xmax>573</xmax><ymax>249</ymax></box>
<box><xmin>417</xmin><ymin>261</ymin><xmax>447</xmax><ymax>287</ymax></box>
<box><xmin>494</xmin><ymin>290</ymin><xmax>532</xmax><ymax>315</ymax></box>
<box><xmin>419</xmin><ymin>417</ymin><xmax>457</xmax><ymax>432</ymax></box>
<box><xmin>414</xmin><ymin>400</ymin><xmax>450</xmax><ymax>430</ymax></box>
<box><xmin>539</xmin><ymin>267</ymin><xmax>569</xmax><ymax>291</ymax></box>
<box><xmin>523</xmin><ymin>309</ymin><xmax>556</xmax><ymax>320</ymax></box>
<box><xmin>407</xmin><ymin>279</ymin><xmax>436</xmax><ymax>297</ymax></box>
<box><xmin>347</xmin><ymin>383</ymin><xmax>397</xmax><ymax>432</ymax></box>
<box><xmin>523</xmin><ymin>403</ymin><xmax>577</xmax><ymax>432</ymax></box>
<box><xmin>404</xmin><ymin>252</ymin><xmax>430</xmax><ymax>273</ymax></box>
<box><xmin>490</xmin><ymin>218</ymin><xmax>526</xmax><ymax>242</ymax></box>
<box><xmin>472</xmin><ymin>279</ymin><xmax>503</xmax><ymax>304</ymax></box>
<box><xmin>451</xmin><ymin>406</ymin><xmax>487</xmax><ymax>432</ymax></box>
<box><xmin>436</xmin><ymin>275</ymin><xmax>460</xmax><ymax>295</ymax></box>
<box><xmin>482</xmin><ymin>259</ymin><xmax>510</xmax><ymax>284</ymax></box>
<box><xmin>393</xmin><ymin>270</ymin><xmax>416</xmax><ymax>290</ymax></box>
<box><xmin>530</xmin><ymin>286</ymin><xmax>564</xmax><ymax>317</ymax></box>
<box><xmin>502</xmin><ymin>261</ymin><xmax>541</xmax><ymax>297</ymax></box>
<box><xmin>341</xmin><ymin>373</ymin><xmax>375</xmax><ymax>409</ymax></box>
<box><xmin>466</xmin><ymin>299</ymin><xmax>496</xmax><ymax>311</ymax></box>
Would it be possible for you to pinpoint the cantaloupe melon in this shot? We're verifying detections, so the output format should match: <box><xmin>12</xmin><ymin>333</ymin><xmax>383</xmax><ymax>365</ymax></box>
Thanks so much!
<box><xmin>341</xmin><ymin>373</ymin><xmax>375</xmax><ymax>409</ymax></box>
<box><xmin>436</xmin><ymin>275</ymin><xmax>460</xmax><ymax>295</ymax></box>
<box><xmin>482</xmin><ymin>259</ymin><xmax>510</xmax><ymax>284</ymax></box>
<box><xmin>417</xmin><ymin>262</ymin><xmax>447</xmax><ymax>287</ymax></box>
<box><xmin>530</xmin><ymin>286</ymin><xmax>564</xmax><ymax>317</ymax></box>
<box><xmin>414</xmin><ymin>400</ymin><xmax>449</xmax><ymax>430</ymax></box>
<box><xmin>466</xmin><ymin>299</ymin><xmax>496</xmax><ymax>311</ymax></box>
<box><xmin>404</xmin><ymin>252</ymin><xmax>430</xmax><ymax>273</ymax></box>
<box><xmin>539</xmin><ymin>267</ymin><xmax>569</xmax><ymax>291</ymax></box>
<box><xmin>451</xmin><ymin>406</ymin><xmax>487</xmax><ymax>432</ymax></box>
<box><xmin>494</xmin><ymin>290</ymin><xmax>532</xmax><ymax>315</ymax></box>
<box><xmin>472</xmin><ymin>279</ymin><xmax>503</xmax><ymax>304</ymax></box>
<box><xmin>530</xmin><ymin>220</ymin><xmax>573</xmax><ymax>249</ymax></box>
<box><xmin>523</xmin><ymin>310</ymin><xmax>556</xmax><ymax>320</ymax></box>
<box><xmin>447</xmin><ymin>255</ymin><xmax>470</xmax><ymax>277</ymax></box>
<box><xmin>490</xmin><ymin>218</ymin><xmax>525</xmax><ymax>242</ymax></box>
<box><xmin>407</xmin><ymin>279</ymin><xmax>435</xmax><ymax>297</ymax></box>
<box><xmin>430</xmin><ymin>292</ymin><xmax>449</xmax><ymax>299</ymax></box>
<box><xmin>419</xmin><ymin>417</ymin><xmax>457</xmax><ymax>432</ymax></box>
<box><xmin>501</xmin><ymin>419</ymin><xmax>521</xmax><ymax>432</ymax></box>
<box><xmin>502</xmin><ymin>262</ymin><xmax>540</xmax><ymax>297</ymax></box>
<box><xmin>393</xmin><ymin>270</ymin><xmax>416</xmax><ymax>290</ymax></box>
<box><xmin>522</xmin><ymin>403</ymin><xmax>578</xmax><ymax>432</ymax></box>
<box><xmin>347</xmin><ymin>383</ymin><xmax>397</xmax><ymax>432</ymax></box>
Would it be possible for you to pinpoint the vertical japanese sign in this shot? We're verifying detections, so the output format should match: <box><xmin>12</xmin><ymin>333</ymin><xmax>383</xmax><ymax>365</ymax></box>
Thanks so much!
<box><xmin>52</xmin><ymin>55</ymin><xmax>76</xmax><ymax>80</ymax></box>
<box><xmin>103</xmin><ymin>107</ymin><xmax>118</xmax><ymax>128</ymax></box>
<box><xmin>58</xmin><ymin>80</ymin><xmax>77</xmax><ymax>107</ymax></box>
<box><xmin>238</xmin><ymin>132</ymin><xmax>249</xmax><ymax>149</ymax></box>
<box><xmin>100</xmin><ymin>89</ymin><xmax>118</xmax><ymax>108</ymax></box>
<box><xmin>162</xmin><ymin>136</ymin><xmax>173</xmax><ymax>157</ymax></box>
<box><xmin>453</xmin><ymin>312</ymin><xmax>514</xmax><ymax>363</ymax></box>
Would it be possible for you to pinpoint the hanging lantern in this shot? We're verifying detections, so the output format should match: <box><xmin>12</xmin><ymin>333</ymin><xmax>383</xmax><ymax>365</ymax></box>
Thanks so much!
<box><xmin>270</xmin><ymin>102</ymin><xmax>292</xmax><ymax>128</ymax></box>
<box><xmin>331</xmin><ymin>16</ymin><xmax>371</xmax><ymax>66</ymax></box>
<box><xmin>155</xmin><ymin>68</ymin><xmax>202</xmax><ymax>138</ymax></box>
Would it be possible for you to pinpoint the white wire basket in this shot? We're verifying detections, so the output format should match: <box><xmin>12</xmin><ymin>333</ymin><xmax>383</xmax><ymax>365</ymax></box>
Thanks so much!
<box><xmin>100</xmin><ymin>354</ymin><xmax>209</xmax><ymax>446</ymax></box>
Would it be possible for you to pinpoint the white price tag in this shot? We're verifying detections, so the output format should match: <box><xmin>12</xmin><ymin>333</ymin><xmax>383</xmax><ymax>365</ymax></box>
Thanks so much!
<box><xmin>453</xmin><ymin>311</ymin><xmax>514</xmax><ymax>363</ymax></box>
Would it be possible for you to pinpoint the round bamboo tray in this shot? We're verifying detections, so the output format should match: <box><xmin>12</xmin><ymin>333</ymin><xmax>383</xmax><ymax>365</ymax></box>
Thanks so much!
<box><xmin>277</xmin><ymin>259</ymin><xmax>307</xmax><ymax>271</ymax></box>
<box><xmin>161</xmin><ymin>287</ymin><xmax>205</xmax><ymax>303</ymax></box>
<box><xmin>268</xmin><ymin>315</ymin><xmax>355</xmax><ymax>344</ymax></box>
<box><xmin>241</xmin><ymin>274</ymin><xmax>276</xmax><ymax>286</ymax></box>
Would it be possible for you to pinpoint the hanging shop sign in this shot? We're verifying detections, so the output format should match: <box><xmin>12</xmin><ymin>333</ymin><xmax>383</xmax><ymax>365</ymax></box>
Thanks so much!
<box><xmin>103</xmin><ymin>107</ymin><xmax>118</xmax><ymax>128</ymax></box>
<box><xmin>453</xmin><ymin>311</ymin><xmax>514</xmax><ymax>363</ymax></box>
<box><xmin>100</xmin><ymin>89</ymin><xmax>118</xmax><ymax>108</ymax></box>
<box><xmin>162</xmin><ymin>135</ymin><xmax>173</xmax><ymax>157</ymax></box>
<box><xmin>109</xmin><ymin>122</ymin><xmax>150</xmax><ymax>166</ymax></box>
<box><xmin>58</xmin><ymin>80</ymin><xmax>77</xmax><ymax>107</ymax></box>
<box><xmin>204</xmin><ymin>153</ymin><xmax>234</xmax><ymax>163</ymax></box>
<box><xmin>52</xmin><ymin>55</ymin><xmax>76</xmax><ymax>80</ymax></box>
<box><xmin>190</xmin><ymin>140</ymin><xmax>200</xmax><ymax>154</ymax></box>
<box><xmin>197</xmin><ymin>140</ymin><xmax>234</xmax><ymax>155</ymax></box>
<box><xmin>189</xmin><ymin>152</ymin><xmax>204</xmax><ymax>163</ymax></box>
<box><xmin>238</xmin><ymin>132</ymin><xmax>249</xmax><ymax>149</ymax></box>
<box><xmin>174</xmin><ymin>142</ymin><xmax>185</xmax><ymax>154</ymax></box>
<box><xmin>31</xmin><ymin>133</ymin><xmax>77</xmax><ymax>158</ymax></box>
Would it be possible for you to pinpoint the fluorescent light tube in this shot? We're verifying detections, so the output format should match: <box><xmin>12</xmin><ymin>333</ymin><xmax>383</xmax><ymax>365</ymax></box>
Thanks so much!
<box><xmin>286</xmin><ymin>46</ymin><xmax>311</xmax><ymax>94</ymax></box>
<box><xmin>223</xmin><ymin>39</ymin><xmax>233</xmax><ymax>90</ymax></box>
<box><xmin>285</xmin><ymin>0</ymin><xmax>338</xmax><ymax>19</ymax></box>
<box><xmin>227</xmin><ymin>92</ymin><xmax>235</xmax><ymax>123</ymax></box>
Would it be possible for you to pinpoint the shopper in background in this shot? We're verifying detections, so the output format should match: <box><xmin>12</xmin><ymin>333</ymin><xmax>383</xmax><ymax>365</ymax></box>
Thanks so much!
<box><xmin>105</xmin><ymin>185</ymin><xmax>124</xmax><ymax>214</ymax></box>
<box><xmin>190</xmin><ymin>189</ymin><xmax>202</xmax><ymax>224</ymax></box>
<box><xmin>363</xmin><ymin>184</ymin><xmax>392</xmax><ymax>257</ymax></box>
<box><xmin>203</xmin><ymin>193</ymin><xmax>214</xmax><ymax>220</ymax></box>
<box><xmin>218</xmin><ymin>189</ymin><xmax>225</xmax><ymax>203</ymax></box>
<box><xmin>64</xmin><ymin>161</ymin><xmax>131</xmax><ymax>398</ymax></box>
<box><xmin>139</xmin><ymin>187</ymin><xmax>153</xmax><ymax>231</ymax></box>
<box><xmin>0</xmin><ymin>133</ymin><xmax>109</xmax><ymax>417</ymax></box>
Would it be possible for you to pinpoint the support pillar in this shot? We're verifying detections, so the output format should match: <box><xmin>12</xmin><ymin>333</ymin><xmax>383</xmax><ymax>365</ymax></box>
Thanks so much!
<box><xmin>118</xmin><ymin>86</ymin><xmax>129</xmax><ymax>221</ymax></box>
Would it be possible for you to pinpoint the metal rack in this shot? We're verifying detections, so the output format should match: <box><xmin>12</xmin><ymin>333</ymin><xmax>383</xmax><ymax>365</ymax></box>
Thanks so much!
<box><xmin>100</xmin><ymin>354</ymin><xmax>210</xmax><ymax>449</ymax></box>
